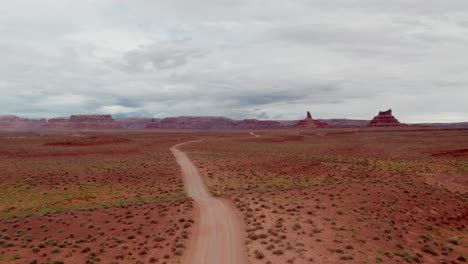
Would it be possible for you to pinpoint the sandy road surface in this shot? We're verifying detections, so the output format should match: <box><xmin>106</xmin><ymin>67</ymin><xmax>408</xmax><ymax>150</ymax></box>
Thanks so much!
<box><xmin>170</xmin><ymin>141</ymin><xmax>248</xmax><ymax>264</ymax></box>
<box><xmin>249</xmin><ymin>132</ymin><xmax>260</xmax><ymax>137</ymax></box>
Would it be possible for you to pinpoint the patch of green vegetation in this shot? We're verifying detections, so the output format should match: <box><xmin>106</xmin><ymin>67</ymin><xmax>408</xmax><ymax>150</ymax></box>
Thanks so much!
<box><xmin>420</xmin><ymin>234</ymin><xmax>433</xmax><ymax>241</ymax></box>
<box><xmin>9</xmin><ymin>254</ymin><xmax>21</xmax><ymax>261</ymax></box>
<box><xmin>462</xmin><ymin>165</ymin><xmax>468</xmax><ymax>172</ymax></box>
<box><xmin>0</xmin><ymin>181</ymin><xmax>187</xmax><ymax>218</ymax></box>
<box><xmin>0</xmin><ymin>182</ymin><xmax>98</xmax><ymax>215</ymax></box>
<box><xmin>1</xmin><ymin>193</ymin><xmax>188</xmax><ymax>219</ymax></box>
<box><xmin>394</xmin><ymin>251</ymin><xmax>420</xmax><ymax>263</ymax></box>
<box><xmin>206</xmin><ymin>172</ymin><xmax>323</xmax><ymax>197</ymax></box>
<box><xmin>55</xmin><ymin>160</ymin><xmax>133</xmax><ymax>169</ymax></box>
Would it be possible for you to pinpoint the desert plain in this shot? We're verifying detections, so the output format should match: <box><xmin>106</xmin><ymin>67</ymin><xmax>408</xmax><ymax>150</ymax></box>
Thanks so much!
<box><xmin>0</xmin><ymin>128</ymin><xmax>467</xmax><ymax>264</ymax></box>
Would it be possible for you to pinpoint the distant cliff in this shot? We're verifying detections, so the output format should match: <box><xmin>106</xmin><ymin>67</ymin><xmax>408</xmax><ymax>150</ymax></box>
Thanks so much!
<box><xmin>158</xmin><ymin>116</ymin><xmax>285</xmax><ymax>130</ymax></box>
<box><xmin>0</xmin><ymin>115</ymin><xmax>46</xmax><ymax>129</ymax></box>
<box><xmin>44</xmin><ymin>115</ymin><xmax>122</xmax><ymax>130</ymax></box>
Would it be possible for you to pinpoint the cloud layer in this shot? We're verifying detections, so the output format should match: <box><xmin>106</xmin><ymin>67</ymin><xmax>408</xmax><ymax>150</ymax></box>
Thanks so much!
<box><xmin>1</xmin><ymin>0</ymin><xmax>467</xmax><ymax>122</ymax></box>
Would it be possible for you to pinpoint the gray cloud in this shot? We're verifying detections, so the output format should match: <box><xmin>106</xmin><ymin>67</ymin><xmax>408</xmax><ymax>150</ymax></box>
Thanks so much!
<box><xmin>0</xmin><ymin>1</ymin><xmax>467</xmax><ymax>122</ymax></box>
<box><xmin>112</xmin><ymin>40</ymin><xmax>205</xmax><ymax>72</ymax></box>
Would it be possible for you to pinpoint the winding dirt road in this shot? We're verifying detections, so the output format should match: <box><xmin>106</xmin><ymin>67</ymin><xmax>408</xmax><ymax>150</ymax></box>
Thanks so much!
<box><xmin>170</xmin><ymin>141</ymin><xmax>248</xmax><ymax>264</ymax></box>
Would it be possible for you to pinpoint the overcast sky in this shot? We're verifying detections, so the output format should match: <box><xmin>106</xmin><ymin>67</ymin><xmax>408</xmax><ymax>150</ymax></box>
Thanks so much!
<box><xmin>1</xmin><ymin>1</ymin><xmax>467</xmax><ymax>122</ymax></box>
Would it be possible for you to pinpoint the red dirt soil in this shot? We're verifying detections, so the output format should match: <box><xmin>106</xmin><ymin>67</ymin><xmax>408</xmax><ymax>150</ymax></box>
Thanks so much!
<box><xmin>1</xmin><ymin>201</ymin><xmax>192</xmax><ymax>263</ymax></box>
<box><xmin>1</xmin><ymin>129</ymin><xmax>467</xmax><ymax>264</ymax></box>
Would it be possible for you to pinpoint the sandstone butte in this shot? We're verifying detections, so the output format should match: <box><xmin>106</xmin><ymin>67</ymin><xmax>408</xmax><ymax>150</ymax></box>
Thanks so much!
<box><xmin>368</xmin><ymin>109</ymin><xmax>405</xmax><ymax>127</ymax></box>
<box><xmin>294</xmin><ymin>111</ymin><xmax>329</xmax><ymax>128</ymax></box>
<box><xmin>44</xmin><ymin>115</ymin><xmax>122</xmax><ymax>130</ymax></box>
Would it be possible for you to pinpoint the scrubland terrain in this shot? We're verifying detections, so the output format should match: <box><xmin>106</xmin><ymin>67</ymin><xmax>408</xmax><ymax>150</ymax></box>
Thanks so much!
<box><xmin>183</xmin><ymin>129</ymin><xmax>468</xmax><ymax>264</ymax></box>
<box><xmin>1</xmin><ymin>129</ymin><xmax>467</xmax><ymax>264</ymax></box>
<box><xmin>0</xmin><ymin>133</ymin><xmax>197</xmax><ymax>263</ymax></box>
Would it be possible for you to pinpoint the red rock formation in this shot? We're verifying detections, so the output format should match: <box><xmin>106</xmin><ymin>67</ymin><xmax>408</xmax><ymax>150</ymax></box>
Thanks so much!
<box><xmin>0</xmin><ymin>115</ymin><xmax>46</xmax><ymax>130</ymax></box>
<box><xmin>369</xmin><ymin>109</ymin><xmax>404</xmax><ymax>127</ymax></box>
<box><xmin>295</xmin><ymin>111</ymin><xmax>328</xmax><ymax>129</ymax></box>
<box><xmin>158</xmin><ymin>116</ymin><xmax>284</xmax><ymax>130</ymax></box>
<box><xmin>236</xmin><ymin>119</ymin><xmax>283</xmax><ymax>129</ymax></box>
<box><xmin>159</xmin><ymin>116</ymin><xmax>235</xmax><ymax>130</ymax></box>
<box><xmin>44</xmin><ymin>115</ymin><xmax>122</xmax><ymax>130</ymax></box>
<box><xmin>320</xmin><ymin>119</ymin><xmax>369</xmax><ymax>127</ymax></box>
<box><xmin>69</xmin><ymin>115</ymin><xmax>114</xmax><ymax>122</ymax></box>
<box><xmin>116</xmin><ymin>118</ymin><xmax>154</xmax><ymax>129</ymax></box>
<box><xmin>0</xmin><ymin>115</ymin><xmax>21</xmax><ymax>122</ymax></box>
<box><xmin>145</xmin><ymin>118</ymin><xmax>160</xmax><ymax>129</ymax></box>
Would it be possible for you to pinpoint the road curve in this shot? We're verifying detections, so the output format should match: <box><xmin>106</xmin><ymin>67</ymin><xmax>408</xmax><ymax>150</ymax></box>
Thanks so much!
<box><xmin>170</xmin><ymin>141</ymin><xmax>249</xmax><ymax>264</ymax></box>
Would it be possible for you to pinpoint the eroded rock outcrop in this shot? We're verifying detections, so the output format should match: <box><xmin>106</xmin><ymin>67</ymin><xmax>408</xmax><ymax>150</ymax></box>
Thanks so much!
<box><xmin>295</xmin><ymin>111</ymin><xmax>328</xmax><ymax>129</ymax></box>
<box><xmin>116</xmin><ymin>118</ymin><xmax>154</xmax><ymax>129</ymax></box>
<box><xmin>0</xmin><ymin>115</ymin><xmax>46</xmax><ymax>130</ymax></box>
<box><xmin>158</xmin><ymin>116</ymin><xmax>284</xmax><ymax>130</ymax></box>
<box><xmin>145</xmin><ymin>118</ymin><xmax>160</xmax><ymax>129</ymax></box>
<box><xmin>236</xmin><ymin>119</ymin><xmax>284</xmax><ymax>129</ymax></box>
<box><xmin>160</xmin><ymin>116</ymin><xmax>236</xmax><ymax>130</ymax></box>
<box><xmin>369</xmin><ymin>109</ymin><xmax>404</xmax><ymax>127</ymax></box>
<box><xmin>322</xmin><ymin>119</ymin><xmax>370</xmax><ymax>127</ymax></box>
<box><xmin>44</xmin><ymin>115</ymin><xmax>122</xmax><ymax>130</ymax></box>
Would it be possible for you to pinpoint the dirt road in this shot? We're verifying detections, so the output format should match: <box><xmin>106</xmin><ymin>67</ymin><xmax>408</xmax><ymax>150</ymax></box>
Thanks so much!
<box><xmin>170</xmin><ymin>141</ymin><xmax>248</xmax><ymax>264</ymax></box>
<box><xmin>249</xmin><ymin>132</ymin><xmax>260</xmax><ymax>138</ymax></box>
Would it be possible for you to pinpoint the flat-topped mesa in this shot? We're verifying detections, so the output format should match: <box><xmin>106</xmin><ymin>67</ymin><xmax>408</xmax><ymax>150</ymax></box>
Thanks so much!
<box><xmin>295</xmin><ymin>111</ymin><xmax>328</xmax><ymax>129</ymax></box>
<box><xmin>44</xmin><ymin>115</ymin><xmax>122</xmax><ymax>130</ymax></box>
<box><xmin>369</xmin><ymin>109</ymin><xmax>404</xmax><ymax>127</ymax></box>
<box><xmin>145</xmin><ymin>118</ymin><xmax>160</xmax><ymax>129</ymax></box>
<box><xmin>70</xmin><ymin>115</ymin><xmax>115</xmax><ymax>122</ymax></box>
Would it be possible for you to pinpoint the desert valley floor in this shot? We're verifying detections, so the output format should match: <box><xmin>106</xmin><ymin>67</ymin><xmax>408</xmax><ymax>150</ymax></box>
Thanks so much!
<box><xmin>0</xmin><ymin>129</ymin><xmax>467</xmax><ymax>264</ymax></box>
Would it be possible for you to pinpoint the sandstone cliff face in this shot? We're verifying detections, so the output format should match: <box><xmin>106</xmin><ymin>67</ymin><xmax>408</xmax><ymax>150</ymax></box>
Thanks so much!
<box><xmin>0</xmin><ymin>115</ymin><xmax>21</xmax><ymax>122</ymax></box>
<box><xmin>295</xmin><ymin>111</ymin><xmax>328</xmax><ymax>129</ymax></box>
<box><xmin>44</xmin><ymin>115</ymin><xmax>122</xmax><ymax>130</ymax></box>
<box><xmin>0</xmin><ymin>115</ymin><xmax>46</xmax><ymax>129</ymax></box>
<box><xmin>158</xmin><ymin>116</ymin><xmax>284</xmax><ymax>130</ymax></box>
<box><xmin>116</xmin><ymin>118</ymin><xmax>154</xmax><ymax>129</ymax></box>
<box><xmin>69</xmin><ymin>115</ymin><xmax>114</xmax><ymax>122</ymax></box>
<box><xmin>159</xmin><ymin>116</ymin><xmax>235</xmax><ymax>130</ymax></box>
<box><xmin>236</xmin><ymin>119</ymin><xmax>284</xmax><ymax>129</ymax></box>
<box><xmin>369</xmin><ymin>109</ymin><xmax>404</xmax><ymax>127</ymax></box>
<box><xmin>145</xmin><ymin>119</ymin><xmax>160</xmax><ymax>129</ymax></box>
<box><xmin>322</xmin><ymin>119</ymin><xmax>369</xmax><ymax>127</ymax></box>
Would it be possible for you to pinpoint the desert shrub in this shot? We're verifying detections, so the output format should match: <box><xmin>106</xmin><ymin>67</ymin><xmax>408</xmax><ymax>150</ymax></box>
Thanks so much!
<box><xmin>422</xmin><ymin>245</ymin><xmax>438</xmax><ymax>256</ymax></box>
<box><xmin>340</xmin><ymin>255</ymin><xmax>353</xmax><ymax>260</ymax></box>
<box><xmin>272</xmin><ymin>249</ymin><xmax>284</xmax><ymax>255</ymax></box>
<box><xmin>254</xmin><ymin>250</ymin><xmax>265</xmax><ymax>259</ymax></box>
